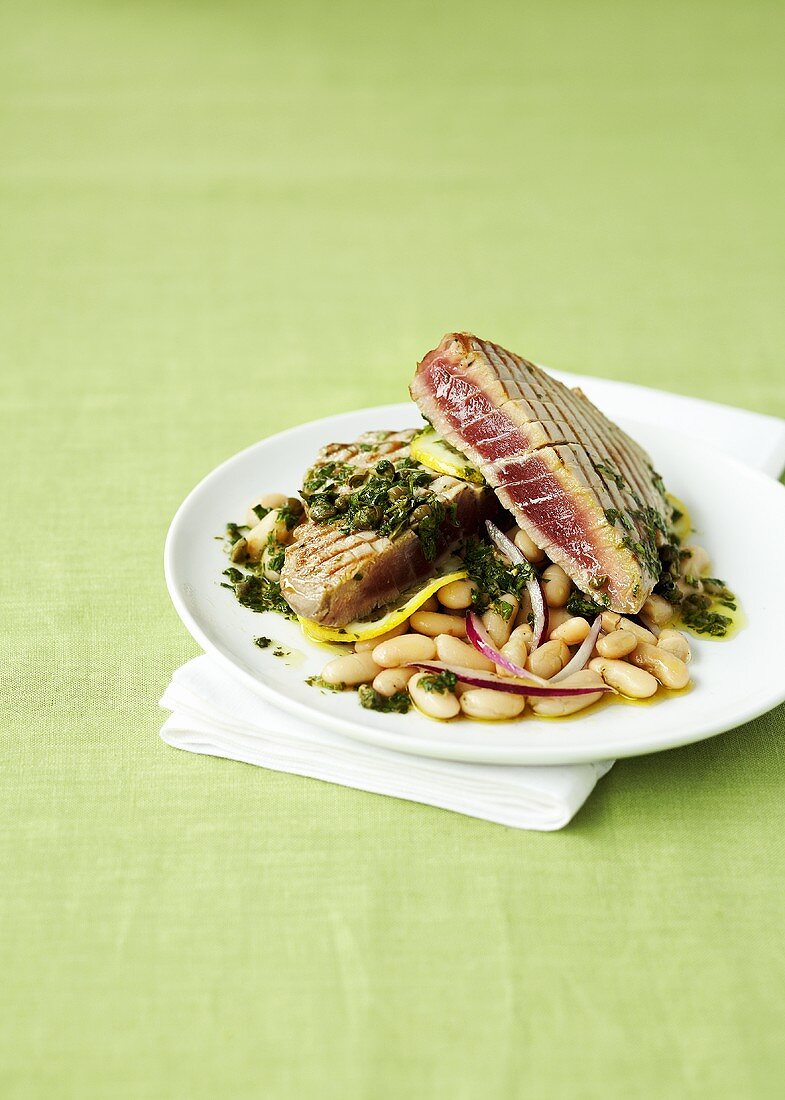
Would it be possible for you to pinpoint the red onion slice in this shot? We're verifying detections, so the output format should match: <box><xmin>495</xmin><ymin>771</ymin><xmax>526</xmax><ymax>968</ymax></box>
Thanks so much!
<box><xmin>485</xmin><ymin>520</ymin><xmax>547</xmax><ymax>649</ymax></box>
<box><xmin>551</xmin><ymin>615</ymin><xmax>603</xmax><ymax>682</ymax></box>
<box><xmin>408</xmin><ymin>660</ymin><xmax>609</xmax><ymax>698</ymax></box>
<box><xmin>465</xmin><ymin>611</ymin><xmax>547</xmax><ymax>686</ymax></box>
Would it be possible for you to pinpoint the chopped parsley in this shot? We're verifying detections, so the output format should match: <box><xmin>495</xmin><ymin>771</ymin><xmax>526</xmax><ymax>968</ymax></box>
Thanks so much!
<box><xmin>225</xmin><ymin>522</ymin><xmax>248</xmax><ymax>545</ymax></box>
<box><xmin>680</xmin><ymin>593</ymin><xmax>732</xmax><ymax>637</ymax></box>
<box><xmin>358</xmin><ymin>685</ymin><xmax>412</xmax><ymax>713</ymax></box>
<box><xmin>305</xmin><ymin>675</ymin><xmax>345</xmax><ymax>692</ymax></box>
<box><xmin>222</xmin><ymin>569</ymin><xmax>296</xmax><ymax>619</ymax></box>
<box><xmin>418</xmin><ymin>670</ymin><xmax>457</xmax><ymax>694</ymax></box>
<box><xmin>302</xmin><ymin>455</ymin><xmax>457</xmax><ymax>562</ymax></box>
<box><xmin>254</xmin><ymin>636</ymin><xmax>290</xmax><ymax>658</ymax></box>
<box><xmin>566</xmin><ymin>589</ymin><xmax>604</xmax><ymax>619</ymax></box>
<box><xmin>460</xmin><ymin>536</ymin><xmax>533</xmax><ymax>618</ymax></box>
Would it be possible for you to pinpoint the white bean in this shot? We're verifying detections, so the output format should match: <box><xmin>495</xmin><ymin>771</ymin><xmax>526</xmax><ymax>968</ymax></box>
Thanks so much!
<box><xmin>245</xmin><ymin>509</ymin><xmax>292</xmax><ymax>561</ymax></box>
<box><xmin>460</xmin><ymin>688</ymin><xmax>526</xmax><ymax>720</ymax></box>
<box><xmin>629</xmin><ymin>641</ymin><xmax>690</xmax><ymax>690</ymax></box>
<box><xmin>372</xmin><ymin>667</ymin><xmax>415</xmax><ymax>696</ymax></box>
<box><xmin>600</xmin><ymin>611</ymin><xmax>656</xmax><ymax>645</ymax></box>
<box><xmin>588</xmin><ymin>656</ymin><xmax>658</xmax><ymax>699</ymax></box>
<box><xmin>435</xmin><ymin>634</ymin><xmax>495</xmax><ymax>672</ymax></box>
<box><xmin>409</xmin><ymin>672</ymin><xmax>460</xmax><ymax>720</ymax></box>
<box><xmin>526</xmin><ymin>639</ymin><xmax>570</xmax><ymax>680</ymax></box>
<box><xmin>355</xmin><ymin>621</ymin><xmax>408</xmax><ymax>652</ymax></box>
<box><xmin>679</xmin><ymin>544</ymin><xmax>711</xmax><ymax>580</ymax></box>
<box><xmin>372</xmin><ymin>633</ymin><xmax>436</xmax><ymax>668</ymax></box>
<box><xmin>482</xmin><ymin>595</ymin><xmax>518</xmax><ymax>647</ymax></box>
<box><xmin>596</xmin><ymin>629</ymin><xmax>637</xmax><ymax>659</ymax></box>
<box><xmin>419</xmin><ymin>595</ymin><xmax>439</xmax><ymax>613</ymax></box>
<box><xmin>321</xmin><ymin>651</ymin><xmax>381</xmax><ymax>687</ymax></box>
<box><xmin>246</xmin><ymin>493</ymin><xmax>288</xmax><ymax>526</ymax></box>
<box><xmin>642</xmin><ymin>593</ymin><xmax>675</xmax><ymax>627</ymax></box>
<box><xmin>513</xmin><ymin>527</ymin><xmax>545</xmax><ymax>563</ymax></box>
<box><xmin>550</xmin><ymin>616</ymin><xmax>591</xmax><ymax>646</ymax></box>
<box><xmin>496</xmin><ymin>627</ymin><xmax>530</xmax><ymax>676</ymax></box>
<box><xmin>541</xmin><ymin>564</ymin><xmax>571</xmax><ymax>608</ymax></box>
<box><xmin>410</xmin><ymin>610</ymin><xmax>466</xmax><ymax>638</ymax></box>
<box><xmin>529</xmin><ymin>670</ymin><xmax>605</xmax><ymax>716</ymax></box>
<box><xmin>437</xmin><ymin>579</ymin><xmax>477</xmax><ymax>610</ymax></box>
<box><xmin>657</xmin><ymin>629</ymin><xmax>691</xmax><ymax>664</ymax></box>
<box><xmin>546</xmin><ymin>607</ymin><xmax>573</xmax><ymax>636</ymax></box>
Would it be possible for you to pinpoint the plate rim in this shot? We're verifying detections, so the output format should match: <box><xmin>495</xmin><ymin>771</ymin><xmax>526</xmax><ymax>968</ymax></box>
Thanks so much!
<box><xmin>164</xmin><ymin>400</ymin><xmax>785</xmax><ymax>764</ymax></box>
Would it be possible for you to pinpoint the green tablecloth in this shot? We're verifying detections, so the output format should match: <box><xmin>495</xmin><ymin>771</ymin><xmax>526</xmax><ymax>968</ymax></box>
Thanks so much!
<box><xmin>3</xmin><ymin>2</ymin><xmax>784</xmax><ymax>1096</ymax></box>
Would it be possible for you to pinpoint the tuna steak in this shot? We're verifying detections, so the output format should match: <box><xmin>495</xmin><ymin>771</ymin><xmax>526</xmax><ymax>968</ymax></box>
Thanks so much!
<box><xmin>281</xmin><ymin>430</ymin><xmax>495</xmax><ymax>626</ymax></box>
<box><xmin>410</xmin><ymin>333</ymin><xmax>671</xmax><ymax>614</ymax></box>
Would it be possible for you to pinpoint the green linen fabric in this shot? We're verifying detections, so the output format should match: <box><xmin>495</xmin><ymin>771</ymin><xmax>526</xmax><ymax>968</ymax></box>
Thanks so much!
<box><xmin>2</xmin><ymin>2</ymin><xmax>784</xmax><ymax>1097</ymax></box>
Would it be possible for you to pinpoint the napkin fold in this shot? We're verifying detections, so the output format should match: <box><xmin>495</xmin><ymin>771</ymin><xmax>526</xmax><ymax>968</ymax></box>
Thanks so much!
<box><xmin>161</xmin><ymin>382</ymin><xmax>785</xmax><ymax>830</ymax></box>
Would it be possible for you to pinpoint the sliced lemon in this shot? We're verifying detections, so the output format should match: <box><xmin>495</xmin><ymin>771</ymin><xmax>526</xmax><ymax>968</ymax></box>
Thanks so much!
<box><xmin>410</xmin><ymin>427</ymin><xmax>484</xmax><ymax>484</ymax></box>
<box><xmin>298</xmin><ymin>568</ymin><xmax>469</xmax><ymax>644</ymax></box>
<box><xmin>666</xmin><ymin>492</ymin><xmax>692</xmax><ymax>542</ymax></box>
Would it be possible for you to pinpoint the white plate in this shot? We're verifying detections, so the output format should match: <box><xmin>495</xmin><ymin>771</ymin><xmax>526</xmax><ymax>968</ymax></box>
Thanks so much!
<box><xmin>165</xmin><ymin>402</ymin><xmax>785</xmax><ymax>764</ymax></box>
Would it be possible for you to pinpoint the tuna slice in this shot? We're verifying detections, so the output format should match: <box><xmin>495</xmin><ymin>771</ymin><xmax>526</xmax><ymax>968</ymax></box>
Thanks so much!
<box><xmin>281</xmin><ymin>429</ymin><xmax>495</xmax><ymax>627</ymax></box>
<box><xmin>410</xmin><ymin>333</ymin><xmax>672</xmax><ymax>614</ymax></box>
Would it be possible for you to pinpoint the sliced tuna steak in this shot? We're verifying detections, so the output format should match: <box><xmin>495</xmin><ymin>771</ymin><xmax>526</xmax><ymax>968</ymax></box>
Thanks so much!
<box><xmin>281</xmin><ymin>430</ymin><xmax>495</xmax><ymax>626</ymax></box>
<box><xmin>410</xmin><ymin>334</ymin><xmax>671</xmax><ymax>614</ymax></box>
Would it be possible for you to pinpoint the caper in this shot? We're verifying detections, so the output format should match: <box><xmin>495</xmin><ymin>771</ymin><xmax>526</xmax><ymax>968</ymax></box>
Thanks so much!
<box><xmin>286</xmin><ymin>497</ymin><xmax>305</xmax><ymax>516</ymax></box>
<box><xmin>352</xmin><ymin>507</ymin><xmax>379</xmax><ymax>530</ymax></box>
<box><xmin>230</xmin><ymin>537</ymin><xmax>248</xmax><ymax>563</ymax></box>
<box><xmin>388</xmin><ymin>485</ymin><xmax>407</xmax><ymax>501</ymax></box>
<box><xmin>333</xmin><ymin>495</ymin><xmax>350</xmax><ymax>513</ymax></box>
<box><xmin>411</xmin><ymin>503</ymin><xmax>433</xmax><ymax>523</ymax></box>
<box><xmin>413</xmin><ymin>472</ymin><xmax>432</xmax><ymax>487</ymax></box>
<box><xmin>349</xmin><ymin>472</ymin><xmax>366</xmax><ymax>488</ymax></box>
<box><xmin>310</xmin><ymin>501</ymin><xmax>337</xmax><ymax>523</ymax></box>
<box><xmin>375</xmin><ymin>459</ymin><xmax>394</xmax><ymax>478</ymax></box>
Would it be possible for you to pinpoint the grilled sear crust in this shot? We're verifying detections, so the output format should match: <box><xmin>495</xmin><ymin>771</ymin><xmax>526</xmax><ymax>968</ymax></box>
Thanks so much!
<box><xmin>410</xmin><ymin>334</ymin><xmax>671</xmax><ymax>614</ymax></box>
<box><xmin>281</xmin><ymin>430</ymin><xmax>495</xmax><ymax>627</ymax></box>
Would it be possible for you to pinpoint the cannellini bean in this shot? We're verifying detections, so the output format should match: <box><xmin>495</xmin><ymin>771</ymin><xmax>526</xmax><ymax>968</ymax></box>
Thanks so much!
<box><xmin>355</xmin><ymin>621</ymin><xmax>408</xmax><ymax>652</ymax></box>
<box><xmin>321</xmin><ymin>651</ymin><xmax>381</xmax><ymax>687</ymax></box>
<box><xmin>372</xmin><ymin>633</ymin><xmax>436</xmax><ymax>668</ymax></box>
<box><xmin>409</xmin><ymin>672</ymin><xmax>460</xmax><ymax>720</ymax></box>
<box><xmin>515</xmin><ymin>589</ymin><xmax>532</xmax><ymax>628</ymax></box>
<box><xmin>245</xmin><ymin>509</ymin><xmax>293</xmax><ymax>560</ymax></box>
<box><xmin>460</xmin><ymin>688</ymin><xmax>526</xmax><ymax>720</ymax></box>
<box><xmin>600</xmin><ymin>611</ymin><xmax>656</xmax><ymax>645</ymax></box>
<box><xmin>596</xmin><ymin>629</ymin><xmax>637</xmax><ymax>659</ymax></box>
<box><xmin>435</xmin><ymin>634</ymin><xmax>495</xmax><ymax>672</ymax></box>
<box><xmin>588</xmin><ymin>656</ymin><xmax>658</xmax><ymax>699</ymax></box>
<box><xmin>546</xmin><ymin>607</ymin><xmax>573</xmax><ymax>636</ymax></box>
<box><xmin>629</xmin><ymin>641</ymin><xmax>690</xmax><ymax>690</ymax></box>
<box><xmin>541</xmin><ymin>564</ymin><xmax>571</xmax><ymax>608</ymax></box>
<box><xmin>419</xmin><ymin>595</ymin><xmax>439</xmax><ymax>613</ymax></box>
<box><xmin>526</xmin><ymin>638</ymin><xmax>570</xmax><ymax>680</ymax></box>
<box><xmin>482</xmin><ymin>595</ymin><xmax>518</xmax><ymax>647</ymax></box>
<box><xmin>372</xmin><ymin>667</ymin><xmax>415</xmax><ymax>696</ymax></box>
<box><xmin>437</xmin><ymin>579</ymin><xmax>477</xmax><ymax>610</ymax></box>
<box><xmin>679</xmin><ymin>544</ymin><xmax>711</xmax><ymax>580</ymax></box>
<box><xmin>496</xmin><ymin>626</ymin><xmax>530</xmax><ymax>676</ymax></box>
<box><xmin>410</xmin><ymin>610</ymin><xmax>467</xmax><ymax>638</ymax></box>
<box><xmin>642</xmin><ymin>593</ymin><xmax>675</xmax><ymax>627</ymax></box>
<box><xmin>529</xmin><ymin>670</ymin><xmax>605</xmax><ymax>716</ymax></box>
<box><xmin>657</xmin><ymin>629</ymin><xmax>691</xmax><ymax>664</ymax></box>
<box><xmin>246</xmin><ymin>492</ymin><xmax>288</xmax><ymax>526</ymax></box>
<box><xmin>513</xmin><ymin>527</ymin><xmax>545</xmax><ymax>563</ymax></box>
<box><xmin>550</xmin><ymin>616</ymin><xmax>591</xmax><ymax>646</ymax></box>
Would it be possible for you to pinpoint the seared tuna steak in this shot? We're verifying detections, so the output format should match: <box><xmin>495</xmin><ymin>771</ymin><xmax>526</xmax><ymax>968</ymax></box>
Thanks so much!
<box><xmin>410</xmin><ymin>334</ymin><xmax>671</xmax><ymax>614</ymax></box>
<box><xmin>281</xmin><ymin>430</ymin><xmax>495</xmax><ymax>626</ymax></box>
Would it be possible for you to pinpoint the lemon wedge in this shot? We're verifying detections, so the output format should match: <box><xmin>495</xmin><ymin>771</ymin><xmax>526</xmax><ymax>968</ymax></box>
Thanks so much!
<box><xmin>666</xmin><ymin>492</ymin><xmax>692</xmax><ymax>542</ymax></box>
<box><xmin>298</xmin><ymin>568</ymin><xmax>468</xmax><ymax>644</ymax></box>
<box><xmin>410</xmin><ymin>427</ymin><xmax>484</xmax><ymax>484</ymax></box>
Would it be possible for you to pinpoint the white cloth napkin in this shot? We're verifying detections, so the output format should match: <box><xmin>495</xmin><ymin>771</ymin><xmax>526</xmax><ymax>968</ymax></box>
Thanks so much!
<box><xmin>161</xmin><ymin>382</ymin><xmax>785</xmax><ymax>830</ymax></box>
